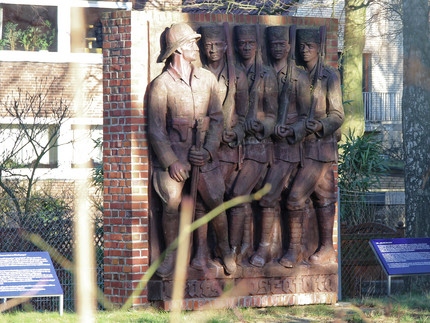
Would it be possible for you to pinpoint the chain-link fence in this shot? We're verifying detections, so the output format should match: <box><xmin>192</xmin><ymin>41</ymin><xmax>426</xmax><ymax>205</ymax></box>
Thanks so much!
<box><xmin>0</xmin><ymin>196</ymin><xmax>103</xmax><ymax>311</ymax></box>
<box><xmin>339</xmin><ymin>189</ymin><xmax>405</xmax><ymax>299</ymax></box>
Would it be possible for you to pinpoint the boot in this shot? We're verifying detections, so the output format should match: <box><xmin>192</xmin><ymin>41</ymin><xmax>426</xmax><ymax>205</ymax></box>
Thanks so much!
<box><xmin>279</xmin><ymin>210</ymin><xmax>304</xmax><ymax>268</ymax></box>
<box><xmin>191</xmin><ymin>209</ymin><xmax>209</xmax><ymax>270</ymax></box>
<box><xmin>309</xmin><ymin>204</ymin><xmax>336</xmax><ymax>264</ymax></box>
<box><xmin>249</xmin><ymin>207</ymin><xmax>275</xmax><ymax>267</ymax></box>
<box><xmin>212</xmin><ymin>211</ymin><xmax>237</xmax><ymax>275</ymax></box>
<box><xmin>156</xmin><ymin>210</ymin><xmax>179</xmax><ymax>277</ymax></box>
<box><xmin>239</xmin><ymin>203</ymin><xmax>253</xmax><ymax>262</ymax></box>
<box><xmin>229</xmin><ymin>206</ymin><xmax>245</xmax><ymax>261</ymax></box>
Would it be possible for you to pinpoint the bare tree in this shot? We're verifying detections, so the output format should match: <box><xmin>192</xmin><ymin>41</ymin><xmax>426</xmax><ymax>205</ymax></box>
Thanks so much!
<box><xmin>0</xmin><ymin>78</ymin><xmax>71</xmax><ymax>225</ymax></box>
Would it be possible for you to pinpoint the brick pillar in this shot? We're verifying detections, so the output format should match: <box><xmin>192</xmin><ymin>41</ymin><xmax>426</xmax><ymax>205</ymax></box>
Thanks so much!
<box><xmin>102</xmin><ymin>10</ymin><xmax>149</xmax><ymax>307</ymax></box>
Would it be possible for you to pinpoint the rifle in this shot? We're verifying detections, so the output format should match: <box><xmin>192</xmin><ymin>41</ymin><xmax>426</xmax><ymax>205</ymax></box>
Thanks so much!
<box><xmin>189</xmin><ymin>118</ymin><xmax>204</xmax><ymax>220</ymax></box>
<box><xmin>248</xmin><ymin>25</ymin><xmax>264</xmax><ymax>140</ymax></box>
<box><xmin>308</xmin><ymin>25</ymin><xmax>327</xmax><ymax>121</ymax></box>
<box><xmin>222</xmin><ymin>22</ymin><xmax>236</xmax><ymax>131</ymax></box>
<box><xmin>278</xmin><ymin>24</ymin><xmax>297</xmax><ymax>127</ymax></box>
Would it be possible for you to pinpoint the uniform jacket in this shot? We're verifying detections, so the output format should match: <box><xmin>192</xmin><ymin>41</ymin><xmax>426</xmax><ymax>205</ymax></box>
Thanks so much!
<box><xmin>273</xmin><ymin>64</ymin><xmax>310</xmax><ymax>163</ymax></box>
<box><xmin>204</xmin><ymin>63</ymin><xmax>249</xmax><ymax>163</ymax></box>
<box><xmin>304</xmin><ymin>65</ymin><xmax>344</xmax><ymax>162</ymax></box>
<box><xmin>242</xmin><ymin>62</ymin><xmax>278</xmax><ymax>163</ymax></box>
<box><xmin>148</xmin><ymin>63</ymin><xmax>224</xmax><ymax>172</ymax></box>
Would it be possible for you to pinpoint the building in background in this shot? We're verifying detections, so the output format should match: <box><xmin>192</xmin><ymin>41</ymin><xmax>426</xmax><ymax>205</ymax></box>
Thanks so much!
<box><xmin>0</xmin><ymin>0</ymin><xmax>131</xmax><ymax>195</ymax></box>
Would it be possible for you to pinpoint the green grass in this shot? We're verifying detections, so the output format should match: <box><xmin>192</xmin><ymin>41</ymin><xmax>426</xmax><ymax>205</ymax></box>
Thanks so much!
<box><xmin>1</xmin><ymin>294</ymin><xmax>430</xmax><ymax>322</ymax></box>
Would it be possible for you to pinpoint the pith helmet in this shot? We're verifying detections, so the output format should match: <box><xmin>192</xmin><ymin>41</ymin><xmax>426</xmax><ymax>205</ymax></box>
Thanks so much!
<box><xmin>234</xmin><ymin>25</ymin><xmax>257</xmax><ymax>40</ymax></box>
<box><xmin>200</xmin><ymin>25</ymin><xmax>225</xmax><ymax>42</ymax></box>
<box><xmin>267</xmin><ymin>26</ymin><xmax>289</xmax><ymax>42</ymax></box>
<box><xmin>160</xmin><ymin>23</ymin><xmax>201</xmax><ymax>62</ymax></box>
<box><xmin>296</xmin><ymin>28</ymin><xmax>320</xmax><ymax>44</ymax></box>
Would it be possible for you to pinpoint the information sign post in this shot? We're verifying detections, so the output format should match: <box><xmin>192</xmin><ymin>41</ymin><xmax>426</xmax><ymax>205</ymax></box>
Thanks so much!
<box><xmin>0</xmin><ymin>252</ymin><xmax>64</xmax><ymax>315</ymax></box>
<box><xmin>370</xmin><ymin>238</ymin><xmax>430</xmax><ymax>296</ymax></box>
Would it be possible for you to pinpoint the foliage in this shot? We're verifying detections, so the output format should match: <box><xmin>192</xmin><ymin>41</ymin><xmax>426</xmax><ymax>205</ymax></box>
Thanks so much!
<box><xmin>338</xmin><ymin>130</ymin><xmax>389</xmax><ymax>225</ymax></box>
<box><xmin>0</xmin><ymin>22</ymin><xmax>22</xmax><ymax>50</ymax></box>
<box><xmin>339</xmin><ymin>130</ymin><xmax>388</xmax><ymax>193</ymax></box>
<box><xmin>1</xmin><ymin>20</ymin><xmax>55</xmax><ymax>51</ymax></box>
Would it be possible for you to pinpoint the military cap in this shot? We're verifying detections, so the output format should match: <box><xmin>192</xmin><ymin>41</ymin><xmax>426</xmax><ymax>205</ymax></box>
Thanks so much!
<box><xmin>267</xmin><ymin>26</ymin><xmax>289</xmax><ymax>42</ymax></box>
<box><xmin>200</xmin><ymin>25</ymin><xmax>225</xmax><ymax>42</ymax></box>
<box><xmin>296</xmin><ymin>28</ymin><xmax>320</xmax><ymax>44</ymax></box>
<box><xmin>234</xmin><ymin>25</ymin><xmax>257</xmax><ymax>40</ymax></box>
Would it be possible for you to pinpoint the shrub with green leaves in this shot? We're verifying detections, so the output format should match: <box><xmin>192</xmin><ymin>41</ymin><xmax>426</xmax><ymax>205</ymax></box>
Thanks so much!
<box><xmin>338</xmin><ymin>131</ymin><xmax>389</xmax><ymax>224</ymax></box>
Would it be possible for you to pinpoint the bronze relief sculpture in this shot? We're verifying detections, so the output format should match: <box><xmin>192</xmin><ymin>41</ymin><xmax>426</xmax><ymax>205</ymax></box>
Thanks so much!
<box><xmin>148</xmin><ymin>22</ymin><xmax>344</xmax><ymax>281</ymax></box>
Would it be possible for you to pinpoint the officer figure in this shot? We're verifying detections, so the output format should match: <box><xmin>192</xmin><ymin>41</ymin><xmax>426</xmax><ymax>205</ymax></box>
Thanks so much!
<box><xmin>148</xmin><ymin>23</ymin><xmax>236</xmax><ymax>277</ymax></box>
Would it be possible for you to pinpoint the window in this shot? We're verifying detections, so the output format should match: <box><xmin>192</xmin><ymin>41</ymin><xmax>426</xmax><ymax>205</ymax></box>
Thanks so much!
<box><xmin>71</xmin><ymin>124</ymin><xmax>102</xmax><ymax>168</ymax></box>
<box><xmin>0</xmin><ymin>1</ymin><xmax>130</xmax><ymax>55</ymax></box>
<box><xmin>71</xmin><ymin>7</ymin><xmax>112</xmax><ymax>53</ymax></box>
<box><xmin>0</xmin><ymin>4</ymin><xmax>57</xmax><ymax>51</ymax></box>
<box><xmin>0</xmin><ymin>124</ymin><xmax>58</xmax><ymax>168</ymax></box>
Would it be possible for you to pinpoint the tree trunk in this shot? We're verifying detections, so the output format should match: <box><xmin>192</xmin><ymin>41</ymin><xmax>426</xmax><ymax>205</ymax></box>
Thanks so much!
<box><xmin>402</xmin><ymin>0</ymin><xmax>430</xmax><ymax>237</ymax></box>
<box><xmin>341</xmin><ymin>0</ymin><xmax>366</xmax><ymax>137</ymax></box>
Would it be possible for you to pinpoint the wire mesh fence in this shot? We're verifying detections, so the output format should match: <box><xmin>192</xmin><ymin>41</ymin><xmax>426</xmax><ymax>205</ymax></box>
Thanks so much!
<box><xmin>0</xmin><ymin>196</ymin><xmax>103</xmax><ymax>312</ymax></box>
<box><xmin>339</xmin><ymin>189</ymin><xmax>406</xmax><ymax>299</ymax></box>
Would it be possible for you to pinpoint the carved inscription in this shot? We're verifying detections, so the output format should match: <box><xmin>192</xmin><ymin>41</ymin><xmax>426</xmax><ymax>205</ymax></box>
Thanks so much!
<box><xmin>161</xmin><ymin>274</ymin><xmax>337</xmax><ymax>299</ymax></box>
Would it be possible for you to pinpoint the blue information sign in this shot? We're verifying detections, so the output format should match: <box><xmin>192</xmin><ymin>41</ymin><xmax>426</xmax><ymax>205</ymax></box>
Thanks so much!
<box><xmin>0</xmin><ymin>251</ymin><xmax>63</xmax><ymax>297</ymax></box>
<box><xmin>370</xmin><ymin>238</ymin><xmax>430</xmax><ymax>276</ymax></box>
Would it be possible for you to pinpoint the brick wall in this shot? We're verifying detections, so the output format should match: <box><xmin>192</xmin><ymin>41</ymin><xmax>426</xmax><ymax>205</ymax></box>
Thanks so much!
<box><xmin>102</xmin><ymin>10</ymin><xmax>150</xmax><ymax>307</ymax></box>
<box><xmin>0</xmin><ymin>62</ymin><xmax>102</xmax><ymax>118</ymax></box>
<box><xmin>103</xmin><ymin>10</ymin><xmax>339</xmax><ymax>308</ymax></box>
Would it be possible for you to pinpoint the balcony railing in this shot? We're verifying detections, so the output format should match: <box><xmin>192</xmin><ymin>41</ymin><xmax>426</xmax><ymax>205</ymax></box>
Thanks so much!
<box><xmin>363</xmin><ymin>92</ymin><xmax>402</xmax><ymax>122</ymax></box>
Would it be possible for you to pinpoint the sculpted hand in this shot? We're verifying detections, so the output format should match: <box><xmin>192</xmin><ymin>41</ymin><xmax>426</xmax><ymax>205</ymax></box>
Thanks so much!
<box><xmin>274</xmin><ymin>125</ymin><xmax>294</xmax><ymax>139</ymax></box>
<box><xmin>306</xmin><ymin>119</ymin><xmax>323</xmax><ymax>134</ymax></box>
<box><xmin>189</xmin><ymin>146</ymin><xmax>210</xmax><ymax>167</ymax></box>
<box><xmin>245</xmin><ymin>120</ymin><xmax>264</xmax><ymax>135</ymax></box>
<box><xmin>222</xmin><ymin>130</ymin><xmax>237</xmax><ymax>144</ymax></box>
<box><xmin>169</xmin><ymin>161</ymin><xmax>190</xmax><ymax>182</ymax></box>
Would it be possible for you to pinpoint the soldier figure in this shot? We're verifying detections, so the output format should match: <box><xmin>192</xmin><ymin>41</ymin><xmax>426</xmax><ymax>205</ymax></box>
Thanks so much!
<box><xmin>189</xmin><ymin>25</ymin><xmax>249</xmax><ymax>269</ymax></box>
<box><xmin>250</xmin><ymin>26</ymin><xmax>310</xmax><ymax>267</ymax></box>
<box><xmin>280</xmin><ymin>28</ymin><xmax>344</xmax><ymax>267</ymax></box>
<box><xmin>148</xmin><ymin>23</ymin><xmax>236</xmax><ymax>277</ymax></box>
<box><xmin>228</xmin><ymin>25</ymin><xmax>278</xmax><ymax>262</ymax></box>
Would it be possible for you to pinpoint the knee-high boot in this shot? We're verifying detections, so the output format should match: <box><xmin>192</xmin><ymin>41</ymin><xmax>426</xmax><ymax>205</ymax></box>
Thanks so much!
<box><xmin>309</xmin><ymin>204</ymin><xmax>336</xmax><ymax>264</ymax></box>
<box><xmin>156</xmin><ymin>210</ymin><xmax>179</xmax><ymax>277</ymax></box>
<box><xmin>279</xmin><ymin>210</ymin><xmax>304</xmax><ymax>268</ymax></box>
<box><xmin>239</xmin><ymin>203</ymin><xmax>254</xmax><ymax>261</ymax></box>
<box><xmin>212</xmin><ymin>211</ymin><xmax>237</xmax><ymax>274</ymax></box>
<box><xmin>249</xmin><ymin>207</ymin><xmax>275</xmax><ymax>267</ymax></box>
<box><xmin>190</xmin><ymin>209</ymin><xmax>209</xmax><ymax>270</ymax></box>
<box><xmin>229</xmin><ymin>206</ymin><xmax>245</xmax><ymax>260</ymax></box>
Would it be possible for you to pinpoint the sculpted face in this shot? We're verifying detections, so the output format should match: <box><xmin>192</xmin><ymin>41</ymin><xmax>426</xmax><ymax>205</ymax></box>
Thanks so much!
<box><xmin>270</xmin><ymin>40</ymin><xmax>290</xmax><ymax>61</ymax></box>
<box><xmin>299</xmin><ymin>41</ymin><xmax>319</xmax><ymax>65</ymax></box>
<box><xmin>180</xmin><ymin>38</ymin><xmax>200</xmax><ymax>62</ymax></box>
<box><xmin>236</xmin><ymin>36</ymin><xmax>257</xmax><ymax>61</ymax></box>
<box><xmin>204</xmin><ymin>40</ymin><xmax>227</xmax><ymax>63</ymax></box>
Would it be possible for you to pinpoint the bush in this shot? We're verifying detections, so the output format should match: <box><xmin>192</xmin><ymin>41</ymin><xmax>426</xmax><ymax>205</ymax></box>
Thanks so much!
<box><xmin>338</xmin><ymin>131</ymin><xmax>389</xmax><ymax>225</ymax></box>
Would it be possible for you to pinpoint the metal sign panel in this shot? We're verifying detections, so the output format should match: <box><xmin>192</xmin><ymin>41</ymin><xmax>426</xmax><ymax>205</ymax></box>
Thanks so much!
<box><xmin>370</xmin><ymin>238</ymin><xmax>430</xmax><ymax>276</ymax></box>
<box><xmin>0</xmin><ymin>251</ymin><xmax>63</xmax><ymax>297</ymax></box>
